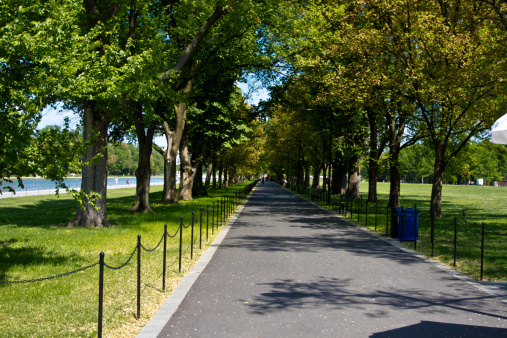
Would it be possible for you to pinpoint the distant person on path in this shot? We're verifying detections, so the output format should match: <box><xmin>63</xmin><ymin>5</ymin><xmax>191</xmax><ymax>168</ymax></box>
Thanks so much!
<box><xmin>282</xmin><ymin>178</ymin><xmax>286</xmax><ymax>187</ymax></box>
<box><xmin>126</xmin><ymin>179</ymin><xmax>129</xmax><ymax>186</ymax></box>
<box><xmin>262</xmin><ymin>177</ymin><xmax>265</xmax><ymax>184</ymax></box>
<box><xmin>114</xmin><ymin>177</ymin><xmax>118</xmax><ymax>186</ymax></box>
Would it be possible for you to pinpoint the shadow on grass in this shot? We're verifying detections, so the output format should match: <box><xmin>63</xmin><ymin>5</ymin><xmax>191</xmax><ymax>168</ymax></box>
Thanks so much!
<box><xmin>0</xmin><ymin>238</ymin><xmax>85</xmax><ymax>284</ymax></box>
<box><xmin>0</xmin><ymin>184</ymin><xmax>247</xmax><ymax>229</ymax></box>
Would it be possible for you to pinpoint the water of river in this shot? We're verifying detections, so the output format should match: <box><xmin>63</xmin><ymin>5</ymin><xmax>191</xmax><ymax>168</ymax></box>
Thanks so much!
<box><xmin>1</xmin><ymin>176</ymin><xmax>168</xmax><ymax>191</ymax></box>
<box><xmin>0</xmin><ymin>177</ymin><xmax>174</xmax><ymax>199</ymax></box>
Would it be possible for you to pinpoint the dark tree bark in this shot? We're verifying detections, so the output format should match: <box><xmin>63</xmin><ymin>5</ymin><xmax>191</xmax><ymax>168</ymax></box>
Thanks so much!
<box><xmin>205</xmin><ymin>161</ymin><xmax>213</xmax><ymax>189</ymax></box>
<box><xmin>178</xmin><ymin>127</ymin><xmax>208</xmax><ymax>200</ymax></box>
<box><xmin>66</xmin><ymin>102</ymin><xmax>110</xmax><ymax>227</ymax></box>
<box><xmin>346</xmin><ymin>155</ymin><xmax>361</xmax><ymax>198</ymax></box>
<box><xmin>223</xmin><ymin>164</ymin><xmax>228</xmax><ymax>188</ymax></box>
<box><xmin>430</xmin><ymin>139</ymin><xmax>452</xmax><ymax>217</ymax></box>
<box><xmin>332</xmin><ymin>161</ymin><xmax>347</xmax><ymax>195</ymax></box>
<box><xmin>130</xmin><ymin>102</ymin><xmax>155</xmax><ymax>213</ymax></box>
<box><xmin>312</xmin><ymin>162</ymin><xmax>322</xmax><ymax>189</ymax></box>
<box><xmin>386</xmin><ymin>110</ymin><xmax>405</xmax><ymax>237</ymax></box>
<box><xmin>367</xmin><ymin>108</ymin><xmax>388</xmax><ymax>202</ymax></box>
<box><xmin>212</xmin><ymin>154</ymin><xmax>217</xmax><ymax>189</ymax></box>
<box><xmin>218</xmin><ymin>161</ymin><xmax>223</xmax><ymax>189</ymax></box>
<box><xmin>178</xmin><ymin>127</ymin><xmax>196</xmax><ymax>201</ymax></box>
<box><xmin>304</xmin><ymin>162</ymin><xmax>311</xmax><ymax>188</ymax></box>
<box><xmin>158</xmin><ymin>80</ymin><xmax>192</xmax><ymax>204</ymax></box>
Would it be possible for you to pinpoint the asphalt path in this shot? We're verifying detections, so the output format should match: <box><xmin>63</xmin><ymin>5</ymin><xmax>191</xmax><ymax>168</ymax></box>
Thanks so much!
<box><xmin>143</xmin><ymin>182</ymin><xmax>507</xmax><ymax>337</ymax></box>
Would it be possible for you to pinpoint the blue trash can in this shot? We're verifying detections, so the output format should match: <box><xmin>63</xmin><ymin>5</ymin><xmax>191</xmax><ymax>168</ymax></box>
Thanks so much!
<box><xmin>395</xmin><ymin>208</ymin><xmax>420</xmax><ymax>242</ymax></box>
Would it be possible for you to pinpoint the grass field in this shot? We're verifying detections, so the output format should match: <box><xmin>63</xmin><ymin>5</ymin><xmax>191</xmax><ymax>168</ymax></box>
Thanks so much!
<box><xmin>354</xmin><ymin>183</ymin><xmax>507</xmax><ymax>281</ymax></box>
<box><xmin>0</xmin><ymin>182</ymin><xmax>254</xmax><ymax>337</ymax></box>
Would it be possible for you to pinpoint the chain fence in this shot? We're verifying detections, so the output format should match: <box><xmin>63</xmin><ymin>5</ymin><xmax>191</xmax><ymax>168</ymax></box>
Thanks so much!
<box><xmin>290</xmin><ymin>186</ymin><xmax>506</xmax><ymax>282</ymax></box>
<box><xmin>1</xmin><ymin>180</ymin><xmax>258</xmax><ymax>338</ymax></box>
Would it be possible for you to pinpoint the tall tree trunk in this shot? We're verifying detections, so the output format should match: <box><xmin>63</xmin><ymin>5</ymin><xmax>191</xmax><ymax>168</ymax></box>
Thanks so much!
<box><xmin>228</xmin><ymin>166</ymin><xmax>236</xmax><ymax>185</ymax></box>
<box><xmin>304</xmin><ymin>162</ymin><xmax>310</xmax><ymax>188</ymax></box>
<box><xmin>178</xmin><ymin>127</ymin><xmax>196</xmax><ymax>201</ymax></box>
<box><xmin>158</xmin><ymin>80</ymin><xmax>192</xmax><ymax>204</ymax></box>
<box><xmin>346</xmin><ymin>156</ymin><xmax>361</xmax><ymax>198</ymax></box>
<box><xmin>322</xmin><ymin>163</ymin><xmax>327</xmax><ymax>191</ymax></box>
<box><xmin>212</xmin><ymin>154</ymin><xmax>217</xmax><ymax>189</ymax></box>
<box><xmin>368</xmin><ymin>111</ymin><xmax>380</xmax><ymax>202</ymax></box>
<box><xmin>218</xmin><ymin>161</ymin><xmax>223</xmax><ymax>189</ymax></box>
<box><xmin>332</xmin><ymin>161</ymin><xmax>347</xmax><ymax>195</ymax></box>
<box><xmin>430</xmin><ymin>141</ymin><xmax>447</xmax><ymax>217</ymax></box>
<box><xmin>193</xmin><ymin>161</ymin><xmax>203</xmax><ymax>195</ymax></box>
<box><xmin>368</xmin><ymin>162</ymin><xmax>379</xmax><ymax>202</ymax></box>
<box><xmin>312</xmin><ymin>162</ymin><xmax>322</xmax><ymax>189</ymax></box>
<box><xmin>205</xmin><ymin>161</ymin><xmax>212</xmax><ymax>189</ymax></box>
<box><xmin>223</xmin><ymin>164</ymin><xmax>228</xmax><ymax>188</ymax></box>
<box><xmin>130</xmin><ymin>102</ymin><xmax>155</xmax><ymax>213</ymax></box>
<box><xmin>387</xmin><ymin>111</ymin><xmax>404</xmax><ymax>237</ymax></box>
<box><xmin>67</xmin><ymin>102</ymin><xmax>110</xmax><ymax>227</ymax></box>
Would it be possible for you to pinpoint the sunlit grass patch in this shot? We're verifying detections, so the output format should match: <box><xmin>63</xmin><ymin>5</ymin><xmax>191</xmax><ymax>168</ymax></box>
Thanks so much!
<box><xmin>0</xmin><ymin>181</ymin><xmax>254</xmax><ymax>337</ymax></box>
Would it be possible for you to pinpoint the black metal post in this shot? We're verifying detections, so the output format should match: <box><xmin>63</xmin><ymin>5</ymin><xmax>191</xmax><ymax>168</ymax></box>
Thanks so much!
<box><xmin>358</xmin><ymin>196</ymin><xmax>362</xmax><ymax>223</ymax></box>
<box><xmin>206</xmin><ymin>205</ymin><xmax>209</xmax><ymax>241</ymax></box>
<box><xmin>399</xmin><ymin>207</ymin><xmax>404</xmax><ymax>243</ymax></box>
<box><xmin>431</xmin><ymin>209</ymin><xmax>435</xmax><ymax>258</ymax></box>
<box><xmin>386</xmin><ymin>207</ymin><xmax>389</xmax><ymax>237</ymax></box>
<box><xmin>163</xmin><ymin>224</ymin><xmax>167</xmax><ymax>291</ymax></box>
<box><xmin>414</xmin><ymin>209</ymin><xmax>418</xmax><ymax>250</ymax></box>
<box><xmin>191</xmin><ymin>212</ymin><xmax>194</xmax><ymax>260</ymax></box>
<box><xmin>453</xmin><ymin>217</ymin><xmax>457</xmax><ymax>267</ymax></box>
<box><xmin>212</xmin><ymin>202</ymin><xmax>215</xmax><ymax>234</ymax></box>
<box><xmin>375</xmin><ymin>201</ymin><xmax>378</xmax><ymax>232</ymax></box>
<box><xmin>98</xmin><ymin>252</ymin><xmax>104</xmax><ymax>338</ymax></box>
<box><xmin>365</xmin><ymin>200</ymin><xmax>368</xmax><ymax>226</ymax></box>
<box><xmin>179</xmin><ymin>217</ymin><xmax>183</xmax><ymax>273</ymax></box>
<box><xmin>200</xmin><ymin>208</ymin><xmax>203</xmax><ymax>250</ymax></box>
<box><xmin>137</xmin><ymin>234</ymin><xmax>141</xmax><ymax>319</ymax></box>
<box><xmin>481</xmin><ymin>222</ymin><xmax>485</xmax><ymax>281</ymax></box>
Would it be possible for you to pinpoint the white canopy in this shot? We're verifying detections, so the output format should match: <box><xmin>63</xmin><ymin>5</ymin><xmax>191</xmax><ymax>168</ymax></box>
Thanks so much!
<box><xmin>491</xmin><ymin>113</ymin><xmax>507</xmax><ymax>145</ymax></box>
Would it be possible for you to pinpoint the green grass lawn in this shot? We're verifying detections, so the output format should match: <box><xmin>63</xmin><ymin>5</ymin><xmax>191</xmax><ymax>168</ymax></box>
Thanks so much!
<box><xmin>0</xmin><ymin>182</ymin><xmax>254</xmax><ymax>337</ymax></box>
<box><xmin>355</xmin><ymin>183</ymin><xmax>507</xmax><ymax>281</ymax></box>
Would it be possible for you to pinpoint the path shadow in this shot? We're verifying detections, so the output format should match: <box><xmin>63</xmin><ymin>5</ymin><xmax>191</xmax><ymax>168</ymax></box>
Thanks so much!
<box><xmin>219</xmin><ymin>230</ymin><xmax>429</xmax><ymax>266</ymax></box>
<box><xmin>240</xmin><ymin>277</ymin><xmax>507</xmax><ymax>321</ymax></box>
<box><xmin>370</xmin><ymin>320</ymin><xmax>507</xmax><ymax>337</ymax></box>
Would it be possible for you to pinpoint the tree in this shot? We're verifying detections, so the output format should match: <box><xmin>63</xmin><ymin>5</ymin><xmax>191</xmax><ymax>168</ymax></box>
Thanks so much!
<box><xmin>0</xmin><ymin>0</ymin><xmax>63</xmax><ymax>190</ymax></box>
<box><xmin>383</xmin><ymin>0</ymin><xmax>507</xmax><ymax>216</ymax></box>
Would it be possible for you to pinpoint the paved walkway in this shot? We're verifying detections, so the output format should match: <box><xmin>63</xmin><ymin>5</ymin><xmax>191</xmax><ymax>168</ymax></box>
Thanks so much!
<box><xmin>138</xmin><ymin>182</ymin><xmax>507</xmax><ymax>337</ymax></box>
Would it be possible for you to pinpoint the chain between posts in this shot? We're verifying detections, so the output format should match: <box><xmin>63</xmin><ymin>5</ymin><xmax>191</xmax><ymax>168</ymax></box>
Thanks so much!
<box><xmin>141</xmin><ymin>233</ymin><xmax>165</xmax><ymax>252</ymax></box>
<box><xmin>0</xmin><ymin>261</ymin><xmax>99</xmax><ymax>285</ymax></box>
<box><xmin>104</xmin><ymin>245</ymin><xmax>138</xmax><ymax>270</ymax></box>
<box><xmin>3</xmin><ymin>182</ymin><xmax>256</xmax><ymax>337</ymax></box>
